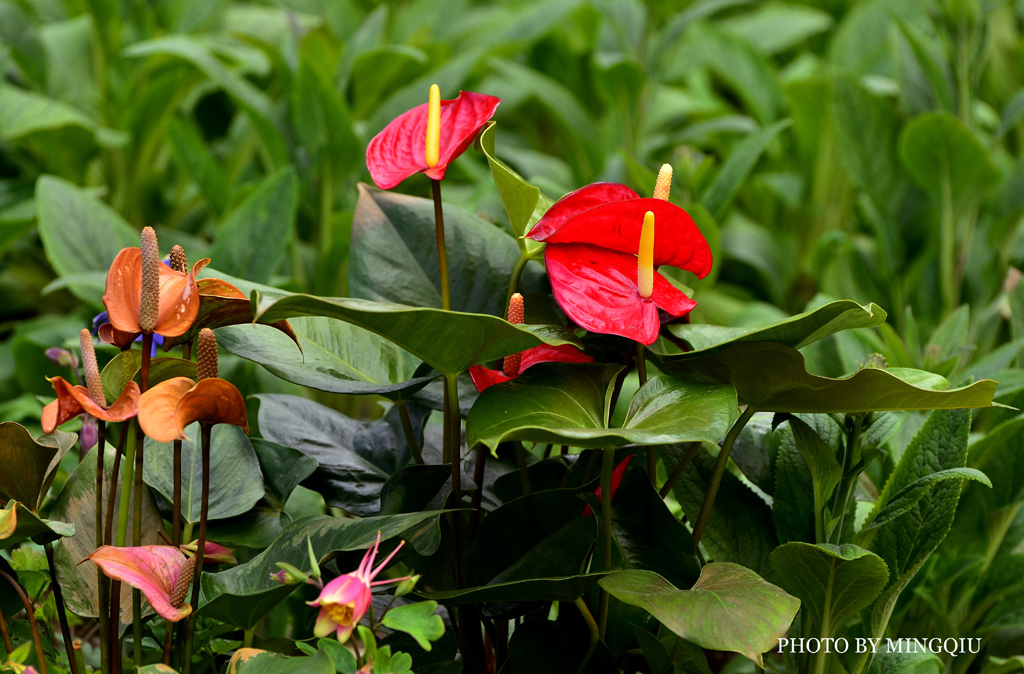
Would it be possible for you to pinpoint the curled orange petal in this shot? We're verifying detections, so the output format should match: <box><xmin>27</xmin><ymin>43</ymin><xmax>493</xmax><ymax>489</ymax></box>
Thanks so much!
<box><xmin>155</xmin><ymin>258</ymin><xmax>209</xmax><ymax>338</ymax></box>
<box><xmin>138</xmin><ymin>377</ymin><xmax>196</xmax><ymax>443</ymax></box>
<box><xmin>103</xmin><ymin>248</ymin><xmax>144</xmax><ymax>335</ymax></box>
<box><xmin>41</xmin><ymin>377</ymin><xmax>140</xmax><ymax>433</ymax></box>
<box><xmin>175</xmin><ymin>378</ymin><xmax>248</xmax><ymax>434</ymax></box>
<box><xmin>98</xmin><ymin>322</ymin><xmax>140</xmax><ymax>349</ymax></box>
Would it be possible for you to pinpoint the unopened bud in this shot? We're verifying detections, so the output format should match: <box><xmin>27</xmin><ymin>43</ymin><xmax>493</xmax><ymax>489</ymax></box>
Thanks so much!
<box><xmin>45</xmin><ymin>347</ymin><xmax>79</xmax><ymax>370</ymax></box>
<box><xmin>139</xmin><ymin>227</ymin><xmax>161</xmax><ymax>332</ymax></box>
<box><xmin>79</xmin><ymin>330</ymin><xmax>107</xmax><ymax>409</ymax></box>
<box><xmin>425</xmin><ymin>84</ymin><xmax>441</xmax><ymax>168</ymax></box>
<box><xmin>271</xmin><ymin>562</ymin><xmax>310</xmax><ymax>586</ymax></box>
<box><xmin>653</xmin><ymin>164</ymin><xmax>672</xmax><ymax>201</ymax></box>
<box><xmin>394</xmin><ymin>574</ymin><xmax>421</xmax><ymax>598</ymax></box>
<box><xmin>171</xmin><ymin>555</ymin><xmax>197</xmax><ymax>609</ymax></box>
<box><xmin>503</xmin><ymin>293</ymin><xmax>525</xmax><ymax>377</ymax></box>
<box><xmin>169</xmin><ymin>245</ymin><xmax>187</xmax><ymax>274</ymax></box>
<box><xmin>197</xmin><ymin>328</ymin><xmax>218</xmax><ymax>381</ymax></box>
<box><xmin>80</xmin><ymin>416</ymin><xmax>99</xmax><ymax>452</ymax></box>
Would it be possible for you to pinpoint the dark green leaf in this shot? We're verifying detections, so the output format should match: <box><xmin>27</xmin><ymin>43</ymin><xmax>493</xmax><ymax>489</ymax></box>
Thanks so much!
<box><xmin>0</xmin><ymin>421</ymin><xmax>58</xmax><ymax>510</ymax></box>
<box><xmin>600</xmin><ymin>565</ymin><xmax>800</xmax><ymax>666</ymax></box>
<box><xmin>700</xmin><ymin>120</ymin><xmax>790</xmax><ymax>221</ymax></box>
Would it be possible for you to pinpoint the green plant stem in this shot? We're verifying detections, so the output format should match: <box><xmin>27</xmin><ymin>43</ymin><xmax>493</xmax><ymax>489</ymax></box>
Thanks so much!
<box><xmin>636</xmin><ymin>343</ymin><xmax>655</xmax><ymax>479</ymax></box>
<box><xmin>515</xmin><ymin>441</ymin><xmax>532</xmax><ymax>496</ymax></box>
<box><xmin>243</xmin><ymin>626</ymin><xmax>255</xmax><ymax>649</ymax></box>
<box><xmin>0</xmin><ymin>569</ymin><xmax>48</xmax><ymax>674</ymax></box>
<box><xmin>396</xmin><ymin>401</ymin><xmax>423</xmax><ymax>464</ymax></box>
<box><xmin>104</xmin><ymin>426</ymin><xmax>128</xmax><ymax>546</ymax></box>
<box><xmin>940</xmin><ymin>176</ymin><xmax>956</xmax><ymax>317</ymax></box>
<box><xmin>598</xmin><ymin>448</ymin><xmax>616</xmax><ymax>639</ymax></box>
<box><xmin>828</xmin><ymin>415</ymin><xmax>865</xmax><ymax>545</ymax></box>
<box><xmin>659</xmin><ymin>442</ymin><xmax>702</xmax><ymax>499</ymax></box>
<box><xmin>507</xmin><ymin>253</ymin><xmax>529</xmax><ymax>305</ymax></box>
<box><xmin>183</xmin><ymin>423</ymin><xmax>212</xmax><ymax>674</ymax></box>
<box><xmin>692</xmin><ymin>407</ymin><xmax>756</xmax><ymax>548</ymax></box>
<box><xmin>445</xmin><ymin>374</ymin><xmax>466</xmax><ymax>588</ymax></box>
<box><xmin>431</xmin><ymin>179</ymin><xmax>450</xmax><ymax>311</ymax></box>
<box><xmin>45</xmin><ymin>543</ymin><xmax>81</xmax><ymax>674</ymax></box>
<box><xmin>172</xmin><ymin>439</ymin><xmax>182</xmax><ymax>546</ymax></box>
<box><xmin>96</xmin><ymin>420</ymin><xmax>110</xmax><ymax>674</ymax></box>
<box><xmin>573</xmin><ymin>598</ymin><xmax>600</xmax><ymax>674</ymax></box>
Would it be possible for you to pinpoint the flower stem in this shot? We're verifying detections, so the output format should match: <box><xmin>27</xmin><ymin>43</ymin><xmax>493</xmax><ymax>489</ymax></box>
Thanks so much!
<box><xmin>573</xmin><ymin>598</ymin><xmax>600</xmax><ymax>674</ymax></box>
<box><xmin>45</xmin><ymin>542</ymin><xmax>81</xmax><ymax>674</ymax></box>
<box><xmin>104</xmin><ymin>426</ymin><xmax>128</xmax><ymax>546</ymax></box>
<box><xmin>469</xmin><ymin>445</ymin><xmax>488</xmax><ymax>542</ymax></box>
<box><xmin>396</xmin><ymin>401</ymin><xmax>423</xmax><ymax>465</ymax></box>
<box><xmin>507</xmin><ymin>253</ymin><xmax>529</xmax><ymax>306</ymax></box>
<box><xmin>95</xmin><ymin>420</ymin><xmax>110</xmax><ymax>674</ymax></box>
<box><xmin>172</xmin><ymin>439</ymin><xmax>182</xmax><ymax>546</ymax></box>
<box><xmin>636</xmin><ymin>343</ymin><xmax>655</xmax><ymax>479</ymax></box>
<box><xmin>0</xmin><ymin>602</ymin><xmax>11</xmax><ymax>654</ymax></box>
<box><xmin>132</xmin><ymin>333</ymin><xmax>153</xmax><ymax>669</ymax></box>
<box><xmin>183</xmin><ymin>422</ymin><xmax>212</xmax><ymax>674</ymax></box>
<box><xmin>431</xmin><ymin>179</ymin><xmax>451</xmax><ymax>311</ymax></box>
<box><xmin>598</xmin><ymin>448</ymin><xmax>616</xmax><ymax>639</ymax></box>
<box><xmin>0</xmin><ymin>569</ymin><xmax>49</xmax><ymax>674</ymax></box>
<box><xmin>659</xmin><ymin>442</ymin><xmax>702</xmax><ymax>499</ymax></box>
<box><xmin>691</xmin><ymin>407</ymin><xmax>756</xmax><ymax>549</ymax></box>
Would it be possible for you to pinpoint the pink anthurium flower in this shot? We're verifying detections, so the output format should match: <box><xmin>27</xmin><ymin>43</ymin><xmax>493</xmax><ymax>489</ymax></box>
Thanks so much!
<box><xmin>526</xmin><ymin>179</ymin><xmax>712</xmax><ymax>345</ymax></box>
<box><xmin>582</xmin><ymin>455</ymin><xmax>633</xmax><ymax>517</ymax></box>
<box><xmin>308</xmin><ymin>532</ymin><xmax>408</xmax><ymax>643</ymax></box>
<box><xmin>366</xmin><ymin>87</ymin><xmax>500</xmax><ymax>189</ymax></box>
<box><xmin>87</xmin><ymin>545</ymin><xmax>196</xmax><ymax>622</ymax></box>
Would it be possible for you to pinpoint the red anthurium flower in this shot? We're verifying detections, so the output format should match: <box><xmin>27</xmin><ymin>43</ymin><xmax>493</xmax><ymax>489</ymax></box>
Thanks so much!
<box><xmin>137</xmin><ymin>376</ymin><xmax>248</xmax><ymax>444</ymax></box>
<box><xmin>88</xmin><ymin>545</ymin><xmax>196</xmax><ymax>622</ymax></box>
<box><xmin>526</xmin><ymin>176</ymin><xmax>712</xmax><ymax>345</ymax></box>
<box><xmin>469</xmin><ymin>293</ymin><xmax>593</xmax><ymax>392</ymax></box>
<box><xmin>366</xmin><ymin>86</ymin><xmax>500</xmax><ymax>189</ymax></box>
<box><xmin>582</xmin><ymin>455</ymin><xmax>633</xmax><ymax>517</ymax></box>
<box><xmin>308</xmin><ymin>532</ymin><xmax>408</xmax><ymax>644</ymax></box>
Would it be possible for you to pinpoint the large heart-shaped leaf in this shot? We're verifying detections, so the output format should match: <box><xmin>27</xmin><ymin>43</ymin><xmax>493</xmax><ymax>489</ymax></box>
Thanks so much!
<box><xmin>0</xmin><ymin>421</ymin><xmax>58</xmax><ymax>510</ymax></box>
<box><xmin>200</xmin><ymin>511</ymin><xmax>443</xmax><ymax>628</ymax></box>
<box><xmin>350</xmin><ymin>184</ymin><xmax>541</xmax><ymax>316</ymax></box>
<box><xmin>657</xmin><ymin>300</ymin><xmax>887</xmax><ymax>357</ymax></box>
<box><xmin>216</xmin><ymin>318</ymin><xmax>437</xmax><ymax>399</ymax></box>
<box><xmin>600</xmin><ymin>565</ymin><xmax>800</xmax><ymax>666</ymax></box>
<box><xmin>768</xmin><ymin>543</ymin><xmax>888</xmax><ymax>635</ymax></box>
<box><xmin>252</xmin><ymin>394</ymin><xmax>395</xmax><ymax>516</ymax></box>
<box><xmin>251</xmin><ymin>292</ymin><xmax>579</xmax><ymax>376</ymax></box>
<box><xmin>665</xmin><ymin>342</ymin><xmax>999</xmax><ymax>412</ymax></box>
<box><xmin>466</xmin><ymin>363</ymin><xmax>737</xmax><ymax>451</ymax></box>
<box><xmin>143</xmin><ymin>422</ymin><xmax>265</xmax><ymax>524</ymax></box>
<box><xmin>0</xmin><ymin>500</ymin><xmax>75</xmax><ymax>551</ymax></box>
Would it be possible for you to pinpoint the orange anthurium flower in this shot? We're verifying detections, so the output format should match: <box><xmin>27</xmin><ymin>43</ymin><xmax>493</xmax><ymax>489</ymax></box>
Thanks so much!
<box><xmin>88</xmin><ymin>545</ymin><xmax>195</xmax><ymax>622</ymax></box>
<box><xmin>138</xmin><ymin>376</ymin><xmax>248</xmax><ymax>443</ymax></box>
<box><xmin>102</xmin><ymin>247</ymin><xmax>209</xmax><ymax>339</ymax></box>
<box><xmin>41</xmin><ymin>377</ymin><xmax>140</xmax><ymax>434</ymax></box>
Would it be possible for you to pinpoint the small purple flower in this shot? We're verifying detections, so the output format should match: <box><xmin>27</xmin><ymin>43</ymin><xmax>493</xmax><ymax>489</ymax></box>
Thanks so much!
<box><xmin>80</xmin><ymin>416</ymin><xmax>98</xmax><ymax>452</ymax></box>
<box><xmin>45</xmin><ymin>347</ymin><xmax>79</xmax><ymax>370</ymax></box>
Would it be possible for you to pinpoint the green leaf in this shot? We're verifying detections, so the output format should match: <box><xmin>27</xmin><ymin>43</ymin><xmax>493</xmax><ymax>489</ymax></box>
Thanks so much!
<box><xmin>231</xmin><ymin>649</ymin><xmax>335</xmax><ymax>674</ymax></box>
<box><xmin>861</xmin><ymin>467</ymin><xmax>991</xmax><ymax>532</ymax></box>
<box><xmin>0</xmin><ymin>421</ymin><xmax>58</xmax><ymax>511</ymax></box>
<box><xmin>166</xmin><ymin>118</ymin><xmax>230</xmax><ymax>214</ymax></box>
<box><xmin>467</xmin><ymin>364</ymin><xmax>737</xmax><ymax>451</ymax></box>
<box><xmin>36</xmin><ymin>175</ymin><xmax>139</xmax><ymax>303</ymax></box>
<box><xmin>125</xmin><ymin>36</ymin><xmax>288</xmax><ymax>166</ymax></box>
<box><xmin>899</xmin><ymin>112</ymin><xmax>999</xmax><ymax>216</ymax></box>
<box><xmin>668</xmin><ymin>444</ymin><xmax>777</xmax><ymax>572</ymax></box>
<box><xmin>700</xmin><ymin>119</ymin><xmax>791</xmax><ymax>221</ymax></box>
<box><xmin>250</xmin><ymin>292</ymin><xmax>579</xmax><ymax>377</ymax></box>
<box><xmin>719</xmin><ymin>3</ymin><xmax>833</xmax><ymax>55</ymax></box>
<box><xmin>0</xmin><ymin>4</ymin><xmax>46</xmax><ymax>88</ymax></box>
<box><xmin>0</xmin><ymin>85</ymin><xmax>96</xmax><ymax>141</ymax></box>
<box><xmin>143</xmin><ymin>423</ymin><xmax>265</xmax><ymax>524</ymax></box>
<box><xmin>349</xmin><ymin>184</ymin><xmax>537</xmax><ymax>317</ymax></box>
<box><xmin>477</xmin><ymin>121</ymin><xmax>550</xmax><ymax>256</ymax></box>
<box><xmin>51</xmin><ymin>444</ymin><xmax>163</xmax><ymax>623</ymax></box>
<box><xmin>0</xmin><ymin>500</ymin><xmax>74</xmax><ymax>551</ymax></box>
<box><xmin>381</xmin><ymin>601</ymin><xmax>445</xmax><ymax>651</ymax></box>
<box><xmin>893</xmin><ymin>17</ymin><xmax>954</xmax><ymax>114</ymax></box>
<box><xmin>866</xmin><ymin>640</ymin><xmax>942</xmax><ymax>674</ymax></box>
<box><xmin>662</xmin><ymin>299</ymin><xmax>886</xmax><ymax>357</ymax></box>
<box><xmin>217</xmin><ymin>318</ymin><xmax>437</xmax><ymax>399</ymax></box>
<box><xmin>664</xmin><ymin>342</ymin><xmax>999</xmax><ymax>412</ymax></box>
<box><xmin>869</xmin><ymin>409</ymin><xmax>971</xmax><ymax>634</ymax></box>
<box><xmin>600</xmin><ymin>565</ymin><xmax>800</xmax><ymax>666</ymax></box>
<box><xmin>768</xmin><ymin>543</ymin><xmax>888</xmax><ymax>636</ymax></box>
<box><xmin>783</xmin><ymin>415</ymin><xmax>843</xmax><ymax>541</ymax></box>
<box><xmin>209</xmin><ymin>168</ymin><xmax>298</xmax><ymax>284</ymax></box>
<box><xmin>250</xmin><ymin>439</ymin><xmax>318</xmax><ymax>510</ymax></box>
<box><xmin>201</xmin><ymin>511</ymin><xmax>443</xmax><ymax>628</ymax></box>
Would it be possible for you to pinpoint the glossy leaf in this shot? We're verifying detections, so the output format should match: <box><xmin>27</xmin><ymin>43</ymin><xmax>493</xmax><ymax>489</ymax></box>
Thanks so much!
<box><xmin>216</xmin><ymin>318</ymin><xmax>437</xmax><ymax>399</ymax></box>
<box><xmin>228</xmin><ymin>649</ymin><xmax>335</xmax><ymax>674</ymax></box>
<box><xmin>467</xmin><ymin>363</ymin><xmax>737</xmax><ymax>451</ymax></box>
<box><xmin>660</xmin><ymin>300</ymin><xmax>887</xmax><ymax>356</ymax></box>
<box><xmin>600</xmin><ymin>565</ymin><xmax>800</xmax><ymax>666</ymax></box>
<box><xmin>665</xmin><ymin>342</ymin><xmax>999</xmax><ymax>412</ymax></box>
<box><xmin>144</xmin><ymin>422</ymin><xmax>265</xmax><ymax>524</ymax></box>
<box><xmin>0</xmin><ymin>421</ymin><xmax>58</xmax><ymax>509</ymax></box>
<box><xmin>200</xmin><ymin>512</ymin><xmax>443</xmax><ymax>628</ymax></box>
<box><xmin>251</xmin><ymin>292</ymin><xmax>579</xmax><ymax>376</ymax></box>
<box><xmin>768</xmin><ymin>543</ymin><xmax>888</xmax><ymax>635</ymax></box>
<box><xmin>0</xmin><ymin>500</ymin><xmax>74</xmax><ymax>551</ymax></box>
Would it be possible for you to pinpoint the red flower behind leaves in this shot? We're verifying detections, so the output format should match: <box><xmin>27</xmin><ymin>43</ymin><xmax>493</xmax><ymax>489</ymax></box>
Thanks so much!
<box><xmin>366</xmin><ymin>89</ymin><xmax>500</xmax><ymax>189</ymax></box>
<box><xmin>526</xmin><ymin>182</ymin><xmax>712</xmax><ymax>345</ymax></box>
